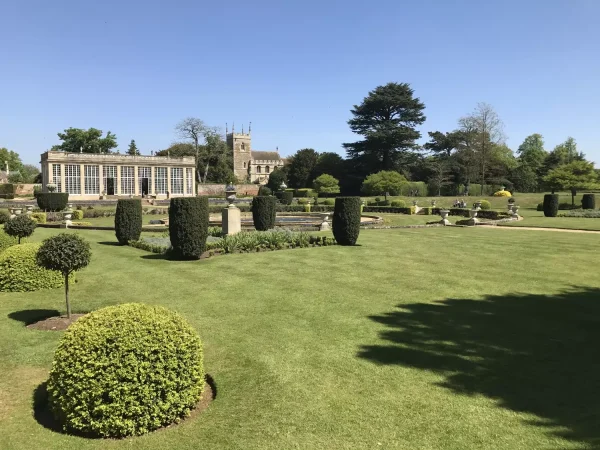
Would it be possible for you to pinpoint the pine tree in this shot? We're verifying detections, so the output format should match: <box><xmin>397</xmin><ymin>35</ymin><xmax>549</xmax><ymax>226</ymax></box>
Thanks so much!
<box><xmin>127</xmin><ymin>139</ymin><xmax>140</xmax><ymax>156</ymax></box>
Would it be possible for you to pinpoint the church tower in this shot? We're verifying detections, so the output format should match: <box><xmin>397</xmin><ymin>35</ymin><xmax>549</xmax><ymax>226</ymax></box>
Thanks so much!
<box><xmin>227</xmin><ymin>124</ymin><xmax>252</xmax><ymax>182</ymax></box>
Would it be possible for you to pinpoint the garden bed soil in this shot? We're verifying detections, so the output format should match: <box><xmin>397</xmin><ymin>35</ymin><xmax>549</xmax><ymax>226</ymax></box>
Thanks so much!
<box><xmin>27</xmin><ymin>314</ymin><xmax>86</xmax><ymax>331</ymax></box>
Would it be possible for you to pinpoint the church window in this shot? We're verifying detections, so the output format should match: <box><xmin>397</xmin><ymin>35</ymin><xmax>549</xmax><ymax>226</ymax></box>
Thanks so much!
<box><xmin>257</xmin><ymin>166</ymin><xmax>262</xmax><ymax>173</ymax></box>
<box><xmin>265</xmin><ymin>166</ymin><xmax>270</xmax><ymax>173</ymax></box>
<box><xmin>243</xmin><ymin>162</ymin><xmax>246</xmax><ymax>168</ymax></box>
<box><xmin>241</xmin><ymin>143</ymin><xmax>245</xmax><ymax>150</ymax></box>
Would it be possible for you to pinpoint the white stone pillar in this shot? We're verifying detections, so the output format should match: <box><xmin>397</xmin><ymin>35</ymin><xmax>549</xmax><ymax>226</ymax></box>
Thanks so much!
<box><xmin>116</xmin><ymin>165</ymin><xmax>121</xmax><ymax>195</ymax></box>
<box><xmin>98</xmin><ymin>164</ymin><xmax>104</xmax><ymax>196</ymax></box>
<box><xmin>134</xmin><ymin>165</ymin><xmax>139</xmax><ymax>196</ymax></box>
<box><xmin>151</xmin><ymin>167</ymin><xmax>156</xmax><ymax>195</ymax></box>
<box><xmin>80</xmin><ymin>164</ymin><xmax>85</xmax><ymax>196</ymax></box>
<box><xmin>60</xmin><ymin>164</ymin><xmax>66</xmax><ymax>193</ymax></box>
<box><xmin>167</xmin><ymin>167</ymin><xmax>172</xmax><ymax>197</ymax></box>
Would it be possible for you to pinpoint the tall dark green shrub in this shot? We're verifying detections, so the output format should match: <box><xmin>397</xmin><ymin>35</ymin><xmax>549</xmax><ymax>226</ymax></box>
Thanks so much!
<box><xmin>252</xmin><ymin>196</ymin><xmax>276</xmax><ymax>231</ymax></box>
<box><xmin>169</xmin><ymin>196</ymin><xmax>209</xmax><ymax>260</ymax></box>
<box><xmin>115</xmin><ymin>199</ymin><xmax>142</xmax><ymax>245</ymax></box>
<box><xmin>281</xmin><ymin>191</ymin><xmax>293</xmax><ymax>205</ymax></box>
<box><xmin>543</xmin><ymin>194</ymin><xmax>559</xmax><ymax>217</ymax></box>
<box><xmin>332</xmin><ymin>197</ymin><xmax>361</xmax><ymax>246</ymax></box>
<box><xmin>36</xmin><ymin>193</ymin><xmax>69</xmax><ymax>211</ymax></box>
<box><xmin>582</xmin><ymin>193</ymin><xmax>596</xmax><ymax>210</ymax></box>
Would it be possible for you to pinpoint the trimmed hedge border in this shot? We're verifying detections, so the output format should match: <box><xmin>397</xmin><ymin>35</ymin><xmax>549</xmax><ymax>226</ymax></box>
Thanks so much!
<box><xmin>582</xmin><ymin>193</ymin><xmax>596</xmax><ymax>210</ymax></box>
<box><xmin>36</xmin><ymin>193</ymin><xmax>69</xmax><ymax>211</ymax></box>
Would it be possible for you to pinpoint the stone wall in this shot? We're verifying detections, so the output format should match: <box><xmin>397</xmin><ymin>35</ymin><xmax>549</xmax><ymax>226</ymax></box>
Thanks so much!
<box><xmin>15</xmin><ymin>184</ymin><xmax>36</xmax><ymax>196</ymax></box>
<box><xmin>197</xmin><ymin>184</ymin><xmax>259</xmax><ymax>197</ymax></box>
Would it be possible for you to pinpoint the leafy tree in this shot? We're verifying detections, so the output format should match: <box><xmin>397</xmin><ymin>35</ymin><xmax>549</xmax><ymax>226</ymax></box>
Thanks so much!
<box><xmin>287</xmin><ymin>148</ymin><xmax>319</xmax><ymax>188</ymax></box>
<box><xmin>156</xmin><ymin>142</ymin><xmax>196</xmax><ymax>158</ymax></box>
<box><xmin>266</xmin><ymin>167</ymin><xmax>287</xmax><ymax>192</ymax></box>
<box><xmin>510</xmin><ymin>164</ymin><xmax>539</xmax><ymax>193</ymax></box>
<box><xmin>313</xmin><ymin>174</ymin><xmax>340</xmax><ymax>194</ymax></box>
<box><xmin>201</xmin><ymin>130</ymin><xmax>233</xmax><ymax>183</ymax></box>
<box><xmin>543</xmin><ymin>160</ymin><xmax>598</xmax><ymax>204</ymax></box>
<box><xmin>36</xmin><ymin>233</ymin><xmax>91</xmax><ymax>319</ymax></box>
<box><xmin>51</xmin><ymin>128</ymin><xmax>117</xmax><ymax>153</ymax></box>
<box><xmin>0</xmin><ymin>147</ymin><xmax>24</xmax><ymax>173</ymax></box>
<box><xmin>424</xmin><ymin>131</ymin><xmax>462</xmax><ymax>157</ymax></box>
<box><xmin>175</xmin><ymin>118</ymin><xmax>211</xmax><ymax>182</ymax></box>
<box><xmin>8</xmin><ymin>172</ymin><xmax>23</xmax><ymax>183</ymax></box>
<box><xmin>344</xmin><ymin>82</ymin><xmax>426</xmax><ymax>173</ymax></box>
<box><xmin>517</xmin><ymin>134</ymin><xmax>547</xmax><ymax>171</ymax></box>
<box><xmin>543</xmin><ymin>137</ymin><xmax>586</xmax><ymax>177</ymax></box>
<box><xmin>459</xmin><ymin>103</ymin><xmax>506</xmax><ymax>189</ymax></box>
<box><xmin>427</xmin><ymin>158</ymin><xmax>453</xmax><ymax>196</ymax></box>
<box><xmin>20</xmin><ymin>164</ymin><xmax>41</xmax><ymax>183</ymax></box>
<box><xmin>312</xmin><ymin>152</ymin><xmax>345</xmax><ymax>181</ymax></box>
<box><xmin>3</xmin><ymin>215</ymin><xmax>36</xmax><ymax>244</ymax></box>
<box><xmin>127</xmin><ymin>139</ymin><xmax>140</xmax><ymax>156</ymax></box>
<box><xmin>361</xmin><ymin>170</ymin><xmax>408</xmax><ymax>201</ymax></box>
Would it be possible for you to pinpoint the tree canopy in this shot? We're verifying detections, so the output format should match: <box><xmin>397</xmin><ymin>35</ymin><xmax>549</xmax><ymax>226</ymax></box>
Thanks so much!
<box><xmin>127</xmin><ymin>139</ymin><xmax>140</xmax><ymax>156</ymax></box>
<box><xmin>51</xmin><ymin>128</ymin><xmax>118</xmax><ymax>153</ymax></box>
<box><xmin>286</xmin><ymin>148</ymin><xmax>319</xmax><ymax>188</ymax></box>
<box><xmin>361</xmin><ymin>170</ymin><xmax>408</xmax><ymax>197</ymax></box>
<box><xmin>344</xmin><ymin>82</ymin><xmax>426</xmax><ymax>174</ymax></box>
<box><xmin>543</xmin><ymin>160</ymin><xmax>598</xmax><ymax>194</ymax></box>
<box><xmin>313</xmin><ymin>174</ymin><xmax>340</xmax><ymax>194</ymax></box>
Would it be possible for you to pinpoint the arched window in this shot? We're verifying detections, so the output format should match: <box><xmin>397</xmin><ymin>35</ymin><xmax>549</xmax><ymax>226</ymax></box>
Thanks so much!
<box><xmin>241</xmin><ymin>143</ymin><xmax>245</xmax><ymax>150</ymax></box>
<box><xmin>243</xmin><ymin>162</ymin><xmax>246</xmax><ymax>168</ymax></box>
<box><xmin>257</xmin><ymin>166</ymin><xmax>262</xmax><ymax>173</ymax></box>
<box><xmin>265</xmin><ymin>166</ymin><xmax>270</xmax><ymax>173</ymax></box>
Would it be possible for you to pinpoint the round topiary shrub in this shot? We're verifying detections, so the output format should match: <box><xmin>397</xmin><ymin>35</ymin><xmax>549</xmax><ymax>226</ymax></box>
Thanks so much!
<box><xmin>391</xmin><ymin>200</ymin><xmax>406</xmax><ymax>208</ymax></box>
<box><xmin>169</xmin><ymin>196</ymin><xmax>209</xmax><ymax>260</ymax></box>
<box><xmin>252</xmin><ymin>196</ymin><xmax>276</xmax><ymax>231</ymax></box>
<box><xmin>0</xmin><ymin>209</ymin><xmax>9</xmax><ymax>224</ymax></box>
<box><xmin>0</xmin><ymin>243</ymin><xmax>64</xmax><ymax>292</ymax></box>
<box><xmin>257</xmin><ymin>185</ymin><xmax>272</xmax><ymax>196</ymax></box>
<box><xmin>479</xmin><ymin>200</ymin><xmax>491</xmax><ymax>210</ymax></box>
<box><xmin>36</xmin><ymin>193</ymin><xmax>69</xmax><ymax>211</ymax></box>
<box><xmin>543</xmin><ymin>194</ymin><xmax>559</xmax><ymax>217</ymax></box>
<box><xmin>332</xmin><ymin>197</ymin><xmax>361</xmax><ymax>246</ymax></box>
<box><xmin>47</xmin><ymin>303</ymin><xmax>205</xmax><ymax>438</ymax></box>
<box><xmin>115</xmin><ymin>199</ymin><xmax>142</xmax><ymax>245</ymax></box>
<box><xmin>0</xmin><ymin>230</ymin><xmax>17</xmax><ymax>254</ymax></box>
<box><xmin>582</xmin><ymin>193</ymin><xmax>596</xmax><ymax>210</ymax></box>
<box><xmin>3</xmin><ymin>214</ymin><xmax>36</xmax><ymax>243</ymax></box>
<box><xmin>322</xmin><ymin>198</ymin><xmax>335</xmax><ymax>206</ymax></box>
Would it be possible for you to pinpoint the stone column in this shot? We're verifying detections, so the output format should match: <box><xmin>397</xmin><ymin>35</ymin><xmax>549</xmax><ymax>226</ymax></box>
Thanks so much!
<box><xmin>98</xmin><ymin>164</ymin><xmax>104</xmax><ymax>196</ymax></box>
<box><xmin>60</xmin><ymin>164</ymin><xmax>66</xmax><ymax>193</ymax></box>
<box><xmin>151</xmin><ymin>167</ymin><xmax>156</xmax><ymax>195</ymax></box>
<box><xmin>182</xmin><ymin>167</ymin><xmax>187</xmax><ymax>196</ymax></box>
<box><xmin>116</xmin><ymin>165</ymin><xmax>121</xmax><ymax>195</ymax></box>
<box><xmin>80</xmin><ymin>164</ymin><xmax>85</xmax><ymax>196</ymax></box>
<box><xmin>134</xmin><ymin>165</ymin><xmax>139</xmax><ymax>196</ymax></box>
<box><xmin>222</xmin><ymin>205</ymin><xmax>241</xmax><ymax>235</ymax></box>
<box><xmin>167</xmin><ymin>167</ymin><xmax>172</xmax><ymax>197</ymax></box>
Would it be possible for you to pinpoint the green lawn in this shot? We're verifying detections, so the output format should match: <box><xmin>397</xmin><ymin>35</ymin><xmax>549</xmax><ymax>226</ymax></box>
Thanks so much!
<box><xmin>501</xmin><ymin>209</ymin><xmax>600</xmax><ymax>231</ymax></box>
<box><xmin>1</xmin><ymin>227</ymin><xmax>600</xmax><ymax>449</ymax></box>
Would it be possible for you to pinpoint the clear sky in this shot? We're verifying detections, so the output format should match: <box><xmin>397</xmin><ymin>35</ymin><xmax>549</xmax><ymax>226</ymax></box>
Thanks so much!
<box><xmin>1</xmin><ymin>0</ymin><xmax>599</xmax><ymax>166</ymax></box>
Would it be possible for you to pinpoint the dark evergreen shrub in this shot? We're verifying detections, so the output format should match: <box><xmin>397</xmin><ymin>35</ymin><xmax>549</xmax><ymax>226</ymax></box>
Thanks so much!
<box><xmin>543</xmin><ymin>194</ymin><xmax>559</xmax><ymax>217</ymax></box>
<box><xmin>115</xmin><ymin>199</ymin><xmax>142</xmax><ymax>244</ymax></box>
<box><xmin>169</xmin><ymin>196</ymin><xmax>209</xmax><ymax>260</ymax></box>
<box><xmin>252</xmin><ymin>196</ymin><xmax>276</xmax><ymax>231</ymax></box>
<box><xmin>332</xmin><ymin>197</ymin><xmax>361</xmax><ymax>246</ymax></box>
<box><xmin>281</xmin><ymin>191</ymin><xmax>293</xmax><ymax>205</ymax></box>
<box><xmin>0</xmin><ymin>210</ymin><xmax>10</xmax><ymax>224</ymax></box>
<box><xmin>47</xmin><ymin>303</ymin><xmax>205</xmax><ymax>438</ymax></box>
<box><xmin>36</xmin><ymin>193</ymin><xmax>69</xmax><ymax>211</ymax></box>
<box><xmin>582</xmin><ymin>193</ymin><xmax>596</xmax><ymax>210</ymax></box>
<box><xmin>258</xmin><ymin>185</ymin><xmax>272</xmax><ymax>196</ymax></box>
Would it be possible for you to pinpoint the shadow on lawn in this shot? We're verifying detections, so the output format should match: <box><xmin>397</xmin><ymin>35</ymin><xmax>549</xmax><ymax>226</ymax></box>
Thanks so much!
<box><xmin>97</xmin><ymin>241</ymin><xmax>121</xmax><ymax>246</ymax></box>
<box><xmin>8</xmin><ymin>309</ymin><xmax>60</xmax><ymax>325</ymax></box>
<box><xmin>358</xmin><ymin>287</ymin><xmax>600</xmax><ymax>445</ymax></box>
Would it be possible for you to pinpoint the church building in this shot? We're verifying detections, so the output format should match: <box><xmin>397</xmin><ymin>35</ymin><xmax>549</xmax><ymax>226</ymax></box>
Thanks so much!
<box><xmin>227</xmin><ymin>125</ymin><xmax>285</xmax><ymax>184</ymax></box>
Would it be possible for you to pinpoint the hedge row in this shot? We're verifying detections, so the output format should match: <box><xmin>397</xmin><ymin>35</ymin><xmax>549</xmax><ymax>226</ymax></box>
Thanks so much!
<box><xmin>0</xmin><ymin>184</ymin><xmax>15</xmax><ymax>199</ymax></box>
<box><xmin>36</xmin><ymin>193</ymin><xmax>69</xmax><ymax>211</ymax></box>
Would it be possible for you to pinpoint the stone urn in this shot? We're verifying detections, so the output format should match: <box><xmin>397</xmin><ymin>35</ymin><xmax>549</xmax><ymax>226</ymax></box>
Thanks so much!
<box><xmin>63</xmin><ymin>209</ymin><xmax>73</xmax><ymax>228</ymax></box>
<box><xmin>439</xmin><ymin>209</ymin><xmax>450</xmax><ymax>226</ymax></box>
<box><xmin>511</xmin><ymin>205</ymin><xmax>520</xmax><ymax>218</ymax></box>
<box><xmin>225</xmin><ymin>184</ymin><xmax>237</xmax><ymax>208</ymax></box>
<box><xmin>474</xmin><ymin>201</ymin><xmax>482</xmax><ymax>210</ymax></box>
<box><xmin>468</xmin><ymin>208</ymin><xmax>479</xmax><ymax>225</ymax></box>
<box><xmin>67</xmin><ymin>203</ymin><xmax>74</xmax><ymax>210</ymax></box>
<box><xmin>319</xmin><ymin>212</ymin><xmax>330</xmax><ymax>231</ymax></box>
<box><xmin>26</xmin><ymin>205</ymin><xmax>34</xmax><ymax>214</ymax></box>
<box><xmin>507</xmin><ymin>204</ymin><xmax>513</xmax><ymax>212</ymax></box>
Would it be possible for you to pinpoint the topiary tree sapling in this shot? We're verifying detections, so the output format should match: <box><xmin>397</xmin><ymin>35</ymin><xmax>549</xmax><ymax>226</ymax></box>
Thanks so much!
<box><xmin>3</xmin><ymin>214</ymin><xmax>36</xmax><ymax>243</ymax></box>
<box><xmin>37</xmin><ymin>233</ymin><xmax>91</xmax><ymax>319</ymax></box>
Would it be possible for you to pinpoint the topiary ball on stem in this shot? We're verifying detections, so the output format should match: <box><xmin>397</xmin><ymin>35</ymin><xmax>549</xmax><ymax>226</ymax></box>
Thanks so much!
<box><xmin>332</xmin><ymin>197</ymin><xmax>361</xmax><ymax>246</ymax></box>
<box><xmin>115</xmin><ymin>199</ymin><xmax>142</xmax><ymax>245</ymax></box>
<box><xmin>47</xmin><ymin>303</ymin><xmax>205</xmax><ymax>438</ymax></box>
<box><xmin>3</xmin><ymin>214</ymin><xmax>36</xmax><ymax>243</ymax></box>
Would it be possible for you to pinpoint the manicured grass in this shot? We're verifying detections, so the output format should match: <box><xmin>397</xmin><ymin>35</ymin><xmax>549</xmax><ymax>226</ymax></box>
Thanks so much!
<box><xmin>500</xmin><ymin>209</ymin><xmax>600</xmax><ymax>231</ymax></box>
<box><xmin>376</xmin><ymin>212</ymin><xmax>453</xmax><ymax>226</ymax></box>
<box><xmin>1</xmin><ymin>227</ymin><xmax>600</xmax><ymax>449</ymax></box>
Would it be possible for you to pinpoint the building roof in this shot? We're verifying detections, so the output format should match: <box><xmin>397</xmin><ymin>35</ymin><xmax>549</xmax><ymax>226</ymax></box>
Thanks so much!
<box><xmin>251</xmin><ymin>151</ymin><xmax>281</xmax><ymax>161</ymax></box>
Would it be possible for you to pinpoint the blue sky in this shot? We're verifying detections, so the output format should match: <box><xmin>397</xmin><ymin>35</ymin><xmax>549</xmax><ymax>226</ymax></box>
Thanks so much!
<box><xmin>1</xmin><ymin>0</ymin><xmax>599</xmax><ymax>166</ymax></box>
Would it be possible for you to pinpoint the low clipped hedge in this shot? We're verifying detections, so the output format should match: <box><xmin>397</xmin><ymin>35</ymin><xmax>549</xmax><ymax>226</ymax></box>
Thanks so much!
<box><xmin>295</xmin><ymin>188</ymin><xmax>317</xmax><ymax>197</ymax></box>
<box><xmin>479</xmin><ymin>200</ymin><xmax>491</xmax><ymax>210</ymax></box>
<box><xmin>47</xmin><ymin>303</ymin><xmax>205</xmax><ymax>438</ymax></box>
<box><xmin>363</xmin><ymin>206</ymin><xmax>415</xmax><ymax>214</ymax></box>
<box><xmin>169</xmin><ymin>196</ymin><xmax>209</xmax><ymax>260</ymax></box>
<box><xmin>0</xmin><ymin>210</ymin><xmax>10</xmax><ymax>224</ymax></box>
<box><xmin>72</xmin><ymin>210</ymin><xmax>84</xmax><ymax>220</ymax></box>
<box><xmin>582</xmin><ymin>193</ymin><xmax>596</xmax><ymax>210</ymax></box>
<box><xmin>332</xmin><ymin>197</ymin><xmax>361</xmax><ymax>246</ymax></box>
<box><xmin>115</xmin><ymin>199</ymin><xmax>142</xmax><ymax>245</ymax></box>
<box><xmin>0</xmin><ymin>243</ymin><xmax>65</xmax><ymax>292</ymax></box>
<box><xmin>0</xmin><ymin>183</ymin><xmax>15</xmax><ymax>199</ymax></box>
<box><xmin>36</xmin><ymin>193</ymin><xmax>69</xmax><ymax>211</ymax></box>
<box><xmin>252</xmin><ymin>196</ymin><xmax>276</xmax><ymax>231</ymax></box>
<box><xmin>543</xmin><ymin>194</ymin><xmax>559</xmax><ymax>217</ymax></box>
<box><xmin>0</xmin><ymin>230</ymin><xmax>18</xmax><ymax>254</ymax></box>
<box><xmin>31</xmin><ymin>212</ymin><xmax>47</xmax><ymax>224</ymax></box>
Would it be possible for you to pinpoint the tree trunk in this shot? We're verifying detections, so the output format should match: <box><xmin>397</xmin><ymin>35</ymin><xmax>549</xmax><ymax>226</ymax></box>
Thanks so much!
<box><xmin>65</xmin><ymin>274</ymin><xmax>71</xmax><ymax>319</ymax></box>
<box><xmin>204</xmin><ymin>163</ymin><xmax>210</xmax><ymax>184</ymax></box>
